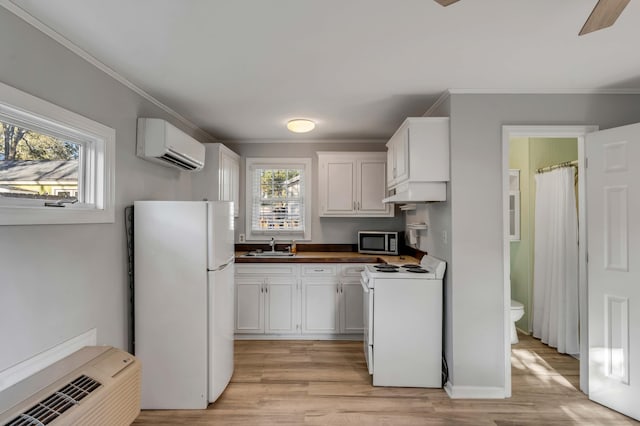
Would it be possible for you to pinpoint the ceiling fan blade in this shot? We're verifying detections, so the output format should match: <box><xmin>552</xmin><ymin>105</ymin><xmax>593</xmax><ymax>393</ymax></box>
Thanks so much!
<box><xmin>579</xmin><ymin>0</ymin><xmax>630</xmax><ymax>35</ymax></box>
<box><xmin>434</xmin><ymin>0</ymin><xmax>460</xmax><ymax>6</ymax></box>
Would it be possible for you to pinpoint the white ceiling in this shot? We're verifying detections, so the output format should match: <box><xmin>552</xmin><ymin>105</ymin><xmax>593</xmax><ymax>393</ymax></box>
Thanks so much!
<box><xmin>5</xmin><ymin>0</ymin><xmax>640</xmax><ymax>141</ymax></box>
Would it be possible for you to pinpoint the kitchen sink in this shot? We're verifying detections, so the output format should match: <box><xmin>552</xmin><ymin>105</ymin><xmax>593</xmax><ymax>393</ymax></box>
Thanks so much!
<box><xmin>241</xmin><ymin>251</ymin><xmax>296</xmax><ymax>257</ymax></box>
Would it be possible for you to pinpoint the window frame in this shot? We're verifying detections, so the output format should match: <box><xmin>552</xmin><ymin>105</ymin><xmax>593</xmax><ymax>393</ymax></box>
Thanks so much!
<box><xmin>245</xmin><ymin>157</ymin><xmax>312</xmax><ymax>241</ymax></box>
<box><xmin>0</xmin><ymin>81</ymin><xmax>115</xmax><ymax>225</ymax></box>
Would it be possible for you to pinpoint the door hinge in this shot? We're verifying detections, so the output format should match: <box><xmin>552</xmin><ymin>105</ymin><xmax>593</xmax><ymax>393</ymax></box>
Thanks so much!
<box><xmin>585</xmin><ymin>158</ymin><xmax>588</xmax><ymax>169</ymax></box>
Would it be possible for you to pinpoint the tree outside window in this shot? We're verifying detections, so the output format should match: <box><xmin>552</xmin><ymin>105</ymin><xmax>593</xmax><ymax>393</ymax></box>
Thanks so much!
<box><xmin>0</xmin><ymin>121</ymin><xmax>80</xmax><ymax>200</ymax></box>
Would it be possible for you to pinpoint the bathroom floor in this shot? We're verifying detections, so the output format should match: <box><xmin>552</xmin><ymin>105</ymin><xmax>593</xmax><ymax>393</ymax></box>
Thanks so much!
<box><xmin>133</xmin><ymin>337</ymin><xmax>636</xmax><ymax>425</ymax></box>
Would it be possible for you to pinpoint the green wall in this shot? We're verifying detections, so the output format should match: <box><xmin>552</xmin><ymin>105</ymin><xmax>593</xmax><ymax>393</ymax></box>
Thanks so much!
<box><xmin>509</xmin><ymin>137</ymin><xmax>577</xmax><ymax>332</ymax></box>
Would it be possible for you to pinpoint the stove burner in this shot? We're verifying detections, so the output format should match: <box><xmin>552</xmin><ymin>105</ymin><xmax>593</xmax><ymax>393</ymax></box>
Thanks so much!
<box><xmin>375</xmin><ymin>264</ymin><xmax>399</xmax><ymax>269</ymax></box>
<box><xmin>406</xmin><ymin>268</ymin><xmax>429</xmax><ymax>273</ymax></box>
<box><xmin>402</xmin><ymin>264</ymin><xmax>422</xmax><ymax>269</ymax></box>
<box><xmin>376</xmin><ymin>269</ymin><xmax>399</xmax><ymax>273</ymax></box>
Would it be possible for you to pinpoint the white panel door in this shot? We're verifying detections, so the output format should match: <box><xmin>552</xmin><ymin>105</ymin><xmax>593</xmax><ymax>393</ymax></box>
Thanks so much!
<box><xmin>265</xmin><ymin>277</ymin><xmax>298</xmax><ymax>334</ymax></box>
<box><xmin>324</xmin><ymin>160</ymin><xmax>356</xmax><ymax>214</ymax></box>
<box><xmin>357</xmin><ymin>159</ymin><xmax>391</xmax><ymax>215</ymax></box>
<box><xmin>587</xmin><ymin>123</ymin><xmax>640</xmax><ymax>420</ymax></box>
<box><xmin>235</xmin><ymin>278</ymin><xmax>264</xmax><ymax>333</ymax></box>
<box><xmin>302</xmin><ymin>280</ymin><xmax>339</xmax><ymax>333</ymax></box>
<box><xmin>340</xmin><ymin>281</ymin><xmax>364</xmax><ymax>333</ymax></box>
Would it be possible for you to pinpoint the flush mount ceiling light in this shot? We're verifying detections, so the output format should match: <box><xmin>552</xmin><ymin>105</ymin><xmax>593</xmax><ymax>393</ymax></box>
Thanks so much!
<box><xmin>287</xmin><ymin>119</ymin><xmax>316</xmax><ymax>133</ymax></box>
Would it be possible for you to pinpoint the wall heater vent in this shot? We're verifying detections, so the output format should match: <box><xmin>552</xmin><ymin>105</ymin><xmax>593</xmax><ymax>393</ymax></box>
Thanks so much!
<box><xmin>0</xmin><ymin>347</ymin><xmax>140</xmax><ymax>426</ymax></box>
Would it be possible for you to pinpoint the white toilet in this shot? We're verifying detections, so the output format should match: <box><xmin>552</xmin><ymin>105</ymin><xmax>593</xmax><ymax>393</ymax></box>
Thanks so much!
<box><xmin>510</xmin><ymin>300</ymin><xmax>525</xmax><ymax>344</ymax></box>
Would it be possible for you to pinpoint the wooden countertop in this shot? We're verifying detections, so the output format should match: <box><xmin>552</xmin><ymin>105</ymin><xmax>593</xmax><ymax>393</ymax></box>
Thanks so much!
<box><xmin>234</xmin><ymin>251</ymin><xmax>419</xmax><ymax>265</ymax></box>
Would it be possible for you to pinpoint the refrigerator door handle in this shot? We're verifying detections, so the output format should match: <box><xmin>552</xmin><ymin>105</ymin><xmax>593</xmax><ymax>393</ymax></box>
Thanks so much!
<box><xmin>209</xmin><ymin>258</ymin><xmax>235</xmax><ymax>272</ymax></box>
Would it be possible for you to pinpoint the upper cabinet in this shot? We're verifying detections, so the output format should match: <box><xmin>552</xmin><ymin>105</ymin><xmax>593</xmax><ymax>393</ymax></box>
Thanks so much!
<box><xmin>192</xmin><ymin>143</ymin><xmax>241</xmax><ymax>217</ymax></box>
<box><xmin>384</xmin><ymin>117</ymin><xmax>450</xmax><ymax>203</ymax></box>
<box><xmin>317</xmin><ymin>152</ymin><xmax>393</xmax><ymax>217</ymax></box>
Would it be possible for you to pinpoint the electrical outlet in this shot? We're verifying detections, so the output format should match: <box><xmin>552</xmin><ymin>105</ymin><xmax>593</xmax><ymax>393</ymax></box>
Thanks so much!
<box><xmin>442</xmin><ymin>230</ymin><xmax>448</xmax><ymax>245</ymax></box>
<box><xmin>239</xmin><ymin>233</ymin><xmax>245</xmax><ymax>243</ymax></box>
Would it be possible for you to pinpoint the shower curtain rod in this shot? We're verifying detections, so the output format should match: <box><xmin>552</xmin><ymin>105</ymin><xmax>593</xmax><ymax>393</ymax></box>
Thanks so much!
<box><xmin>536</xmin><ymin>160</ymin><xmax>578</xmax><ymax>174</ymax></box>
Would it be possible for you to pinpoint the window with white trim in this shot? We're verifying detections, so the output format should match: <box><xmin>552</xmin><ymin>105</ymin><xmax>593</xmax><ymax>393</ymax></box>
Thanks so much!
<box><xmin>245</xmin><ymin>157</ymin><xmax>311</xmax><ymax>241</ymax></box>
<box><xmin>0</xmin><ymin>82</ymin><xmax>115</xmax><ymax>225</ymax></box>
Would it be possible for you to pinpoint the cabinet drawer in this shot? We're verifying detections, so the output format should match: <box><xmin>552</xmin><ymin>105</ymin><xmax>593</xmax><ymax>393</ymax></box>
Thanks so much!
<box><xmin>301</xmin><ymin>264</ymin><xmax>337</xmax><ymax>276</ymax></box>
<box><xmin>236</xmin><ymin>264</ymin><xmax>298</xmax><ymax>276</ymax></box>
<box><xmin>340</xmin><ymin>264</ymin><xmax>366</xmax><ymax>277</ymax></box>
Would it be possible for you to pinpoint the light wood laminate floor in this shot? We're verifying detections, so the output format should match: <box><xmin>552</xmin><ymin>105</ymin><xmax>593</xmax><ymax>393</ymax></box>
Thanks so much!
<box><xmin>133</xmin><ymin>334</ymin><xmax>637</xmax><ymax>425</ymax></box>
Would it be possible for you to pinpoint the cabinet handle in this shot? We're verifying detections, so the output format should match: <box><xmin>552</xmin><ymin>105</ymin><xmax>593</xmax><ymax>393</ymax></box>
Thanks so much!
<box><xmin>353</xmin><ymin>201</ymin><xmax>356</xmax><ymax>210</ymax></box>
<box><xmin>265</xmin><ymin>285</ymin><xmax>268</xmax><ymax>293</ymax></box>
<box><xmin>314</xmin><ymin>269</ymin><xmax>325</xmax><ymax>272</ymax></box>
<box><xmin>357</xmin><ymin>201</ymin><xmax>360</xmax><ymax>210</ymax></box>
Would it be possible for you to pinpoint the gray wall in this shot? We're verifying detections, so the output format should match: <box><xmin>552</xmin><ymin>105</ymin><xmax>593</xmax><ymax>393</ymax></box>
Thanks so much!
<box><xmin>0</xmin><ymin>8</ymin><xmax>199</xmax><ymax>371</ymax></box>
<box><xmin>447</xmin><ymin>93</ymin><xmax>640</xmax><ymax>391</ymax></box>
<box><xmin>225</xmin><ymin>141</ymin><xmax>405</xmax><ymax>243</ymax></box>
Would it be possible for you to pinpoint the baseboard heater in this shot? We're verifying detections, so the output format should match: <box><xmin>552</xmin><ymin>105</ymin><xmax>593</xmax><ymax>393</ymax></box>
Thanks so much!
<box><xmin>0</xmin><ymin>347</ymin><xmax>141</xmax><ymax>425</ymax></box>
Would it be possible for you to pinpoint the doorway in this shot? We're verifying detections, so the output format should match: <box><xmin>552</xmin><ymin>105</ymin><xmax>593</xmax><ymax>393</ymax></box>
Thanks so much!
<box><xmin>502</xmin><ymin>125</ymin><xmax>597</xmax><ymax>398</ymax></box>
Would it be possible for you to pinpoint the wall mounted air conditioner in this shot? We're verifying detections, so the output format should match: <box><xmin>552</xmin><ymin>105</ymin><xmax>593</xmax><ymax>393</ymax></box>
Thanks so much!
<box><xmin>137</xmin><ymin>118</ymin><xmax>205</xmax><ymax>171</ymax></box>
<box><xmin>0</xmin><ymin>346</ymin><xmax>141</xmax><ymax>426</ymax></box>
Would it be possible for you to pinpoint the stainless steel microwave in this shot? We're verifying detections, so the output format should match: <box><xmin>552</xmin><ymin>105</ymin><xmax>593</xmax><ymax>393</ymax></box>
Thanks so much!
<box><xmin>358</xmin><ymin>231</ymin><xmax>402</xmax><ymax>255</ymax></box>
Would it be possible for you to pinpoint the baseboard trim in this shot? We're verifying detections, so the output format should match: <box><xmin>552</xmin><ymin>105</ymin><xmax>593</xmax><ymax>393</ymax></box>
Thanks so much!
<box><xmin>0</xmin><ymin>328</ymin><xmax>97</xmax><ymax>392</ymax></box>
<box><xmin>444</xmin><ymin>382</ymin><xmax>506</xmax><ymax>399</ymax></box>
<box><xmin>235</xmin><ymin>334</ymin><xmax>363</xmax><ymax>341</ymax></box>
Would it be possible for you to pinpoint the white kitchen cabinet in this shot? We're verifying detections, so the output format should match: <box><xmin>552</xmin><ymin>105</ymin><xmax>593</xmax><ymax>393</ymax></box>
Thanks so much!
<box><xmin>235</xmin><ymin>263</ymin><xmax>365</xmax><ymax>338</ymax></box>
<box><xmin>387</xmin><ymin>129</ymin><xmax>409</xmax><ymax>187</ymax></box>
<box><xmin>264</xmin><ymin>276</ymin><xmax>298</xmax><ymax>334</ymax></box>
<box><xmin>235</xmin><ymin>277</ymin><xmax>264</xmax><ymax>333</ymax></box>
<box><xmin>385</xmin><ymin>118</ymin><xmax>450</xmax><ymax>202</ymax></box>
<box><xmin>192</xmin><ymin>143</ymin><xmax>240</xmax><ymax>217</ymax></box>
<box><xmin>235</xmin><ymin>264</ymin><xmax>300</xmax><ymax>335</ymax></box>
<box><xmin>302</xmin><ymin>279</ymin><xmax>340</xmax><ymax>334</ymax></box>
<box><xmin>317</xmin><ymin>152</ymin><xmax>393</xmax><ymax>217</ymax></box>
<box><xmin>338</xmin><ymin>264</ymin><xmax>366</xmax><ymax>333</ymax></box>
<box><xmin>300</xmin><ymin>264</ymin><xmax>340</xmax><ymax>334</ymax></box>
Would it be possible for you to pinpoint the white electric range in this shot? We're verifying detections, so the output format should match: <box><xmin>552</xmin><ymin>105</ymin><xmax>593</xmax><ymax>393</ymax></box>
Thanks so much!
<box><xmin>360</xmin><ymin>255</ymin><xmax>446</xmax><ymax>387</ymax></box>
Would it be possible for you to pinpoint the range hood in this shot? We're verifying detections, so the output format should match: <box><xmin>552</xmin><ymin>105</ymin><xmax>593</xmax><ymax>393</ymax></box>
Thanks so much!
<box><xmin>383</xmin><ymin>182</ymin><xmax>446</xmax><ymax>203</ymax></box>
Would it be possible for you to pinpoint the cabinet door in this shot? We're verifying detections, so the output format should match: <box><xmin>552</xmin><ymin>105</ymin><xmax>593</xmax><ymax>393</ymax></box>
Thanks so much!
<box><xmin>357</xmin><ymin>159</ymin><xmax>392</xmax><ymax>216</ymax></box>
<box><xmin>386</xmin><ymin>142</ymin><xmax>395</xmax><ymax>187</ymax></box>
<box><xmin>219</xmin><ymin>149</ymin><xmax>240</xmax><ymax>217</ymax></box>
<box><xmin>264</xmin><ymin>277</ymin><xmax>299</xmax><ymax>334</ymax></box>
<box><xmin>302</xmin><ymin>279</ymin><xmax>339</xmax><ymax>334</ymax></box>
<box><xmin>235</xmin><ymin>278</ymin><xmax>264</xmax><ymax>333</ymax></box>
<box><xmin>340</xmin><ymin>281</ymin><xmax>365</xmax><ymax>333</ymax></box>
<box><xmin>229</xmin><ymin>154</ymin><xmax>240</xmax><ymax>217</ymax></box>
<box><xmin>319</xmin><ymin>158</ymin><xmax>356</xmax><ymax>216</ymax></box>
<box><xmin>394</xmin><ymin>127</ymin><xmax>409</xmax><ymax>184</ymax></box>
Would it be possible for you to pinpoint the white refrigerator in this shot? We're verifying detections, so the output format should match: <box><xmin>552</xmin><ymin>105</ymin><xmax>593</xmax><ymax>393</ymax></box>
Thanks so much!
<box><xmin>134</xmin><ymin>201</ymin><xmax>235</xmax><ymax>409</ymax></box>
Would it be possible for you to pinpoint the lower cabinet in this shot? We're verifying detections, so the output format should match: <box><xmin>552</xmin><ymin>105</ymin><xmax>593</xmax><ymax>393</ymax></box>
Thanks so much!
<box><xmin>339</xmin><ymin>264</ymin><xmax>366</xmax><ymax>333</ymax></box>
<box><xmin>302</xmin><ymin>279</ymin><xmax>339</xmax><ymax>334</ymax></box>
<box><xmin>340</xmin><ymin>281</ymin><xmax>364</xmax><ymax>333</ymax></box>
<box><xmin>235</xmin><ymin>264</ymin><xmax>300</xmax><ymax>335</ymax></box>
<box><xmin>235</xmin><ymin>263</ymin><xmax>365</xmax><ymax>338</ymax></box>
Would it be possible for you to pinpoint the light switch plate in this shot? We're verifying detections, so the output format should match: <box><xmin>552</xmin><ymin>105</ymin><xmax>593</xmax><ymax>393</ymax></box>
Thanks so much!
<box><xmin>239</xmin><ymin>233</ymin><xmax>245</xmax><ymax>243</ymax></box>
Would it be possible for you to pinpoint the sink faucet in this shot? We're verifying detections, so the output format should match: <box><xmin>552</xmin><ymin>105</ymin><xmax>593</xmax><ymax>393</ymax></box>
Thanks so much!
<box><xmin>269</xmin><ymin>237</ymin><xmax>276</xmax><ymax>252</ymax></box>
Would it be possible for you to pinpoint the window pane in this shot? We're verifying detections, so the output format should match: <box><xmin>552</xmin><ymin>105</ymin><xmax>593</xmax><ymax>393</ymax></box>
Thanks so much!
<box><xmin>0</xmin><ymin>121</ymin><xmax>80</xmax><ymax>201</ymax></box>
<box><xmin>253</xmin><ymin>166</ymin><xmax>304</xmax><ymax>232</ymax></box>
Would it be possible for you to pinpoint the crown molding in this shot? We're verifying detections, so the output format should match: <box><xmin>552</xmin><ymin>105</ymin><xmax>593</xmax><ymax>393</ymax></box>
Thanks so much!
<box><xmin>227</xmin><ymin>138</ymin><xmax>387</xmax><ymax>145</ymax></box>
<box><xmin>447</xmin><ymin>88</ymin><xmax>640</xmax><ymax>95</ymax></box>
<box><xmin>0</xmin><ymin>0</ymin><xmax>216</xmax><ymax>143</ymax></box>
<box><xmin>423</xmin><ymin>90</ymin><xmax>451</xmax><ymax>117</ymax></box>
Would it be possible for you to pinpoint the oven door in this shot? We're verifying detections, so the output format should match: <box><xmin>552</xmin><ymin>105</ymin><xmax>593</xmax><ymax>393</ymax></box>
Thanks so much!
<box><xmin>360</xmin><ymin>272</ymin><xmax>374</xmax><ymax>375</ymax></box>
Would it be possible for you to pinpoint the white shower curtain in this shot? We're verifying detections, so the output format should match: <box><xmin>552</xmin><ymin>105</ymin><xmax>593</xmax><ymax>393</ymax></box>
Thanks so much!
<box><xmin>532</xmin><ymin>167</ymin><xmax>579</xmax><ymax>355</ymax></box>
